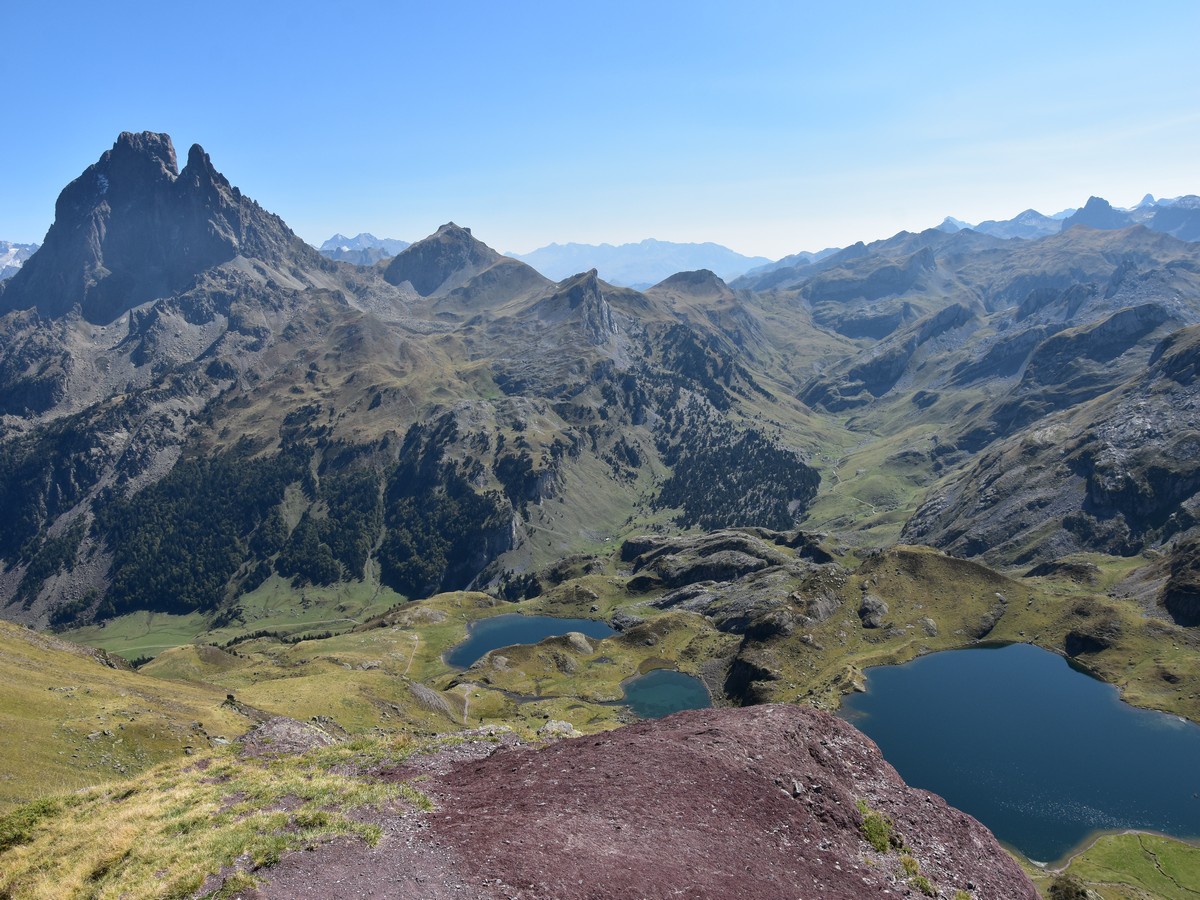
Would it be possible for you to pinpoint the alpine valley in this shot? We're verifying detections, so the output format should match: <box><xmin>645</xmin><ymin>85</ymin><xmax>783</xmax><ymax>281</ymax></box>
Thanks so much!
<box><xmin>3</xmin><ymin>132</ymin><xmax>1200</xmax><ymax>899</ymax></box>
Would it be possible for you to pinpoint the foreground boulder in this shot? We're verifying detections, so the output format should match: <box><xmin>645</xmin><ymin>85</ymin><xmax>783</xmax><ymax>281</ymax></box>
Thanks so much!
<box><xmin>255</xmin><ymin>705</ymin><xmax>1037</xmax><ymax>899</ymax></box>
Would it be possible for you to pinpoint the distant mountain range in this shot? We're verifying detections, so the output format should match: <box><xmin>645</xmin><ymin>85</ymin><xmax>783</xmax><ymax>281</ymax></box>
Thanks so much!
<box><xmin>305</xmin><ymin>194</ymin><xmax>1200</xmax><ymax>289</ymax></box>
<box><xmin>936</xmin><ymin>194</ymin><xmax>1200</xmax><ymax>242</ymax></box>
<box><xmin>317</xmin><ymin>232</ymin><xmax>409</xmax><ymax>265</ymax></box>
<box><xmin>15</xmin><ymin>193</ymin><xmax>1200</xmax><ymax>295</ymax></box>
<box><xmin>0</xmin><ymin>241</ymin><xmax>39</xmax><ymax>280</ymax></box>
<box><xmin>314</xmin><ymin>233</ymin><xmax>774</xmax><ymax>289</ymax></box>
<box><xmin>505</xmin><ymin>238</ymin><xmax>772</xmax><ymax>288</ymax></box>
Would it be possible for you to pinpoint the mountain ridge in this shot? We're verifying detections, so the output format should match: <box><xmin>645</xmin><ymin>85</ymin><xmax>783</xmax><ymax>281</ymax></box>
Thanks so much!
<box><xmin>4</xmin><ymin>134</ymin><xmax>1200</xmax><ymax>634</ymax></box>
<box><xmin>317</xmin><ymin>232</ymin><xmax>409</xmax><ymax>265</ymax></box>
<box><xmin>0</xmin><ymin>132</ymin><xmax>334</xmax><ymax>324</ymax></box>
<box><xmin>508</xmin><ymin>237</ymin><xmax>771</xmax><ymax>287</ymax></box>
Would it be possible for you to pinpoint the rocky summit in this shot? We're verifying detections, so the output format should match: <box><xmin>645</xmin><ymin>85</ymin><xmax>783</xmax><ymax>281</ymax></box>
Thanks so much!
<box><xmin>250</xmin><ymin>706</ymin><xmax>1037</xmax><ymax>899</ymax></box>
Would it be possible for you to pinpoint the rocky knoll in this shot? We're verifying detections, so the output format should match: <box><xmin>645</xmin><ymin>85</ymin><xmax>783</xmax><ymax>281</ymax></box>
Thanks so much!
<box><xmin>255</xmin><ymin>706</ymin><xmax>1036</xmax><ymax>899</ymax></box>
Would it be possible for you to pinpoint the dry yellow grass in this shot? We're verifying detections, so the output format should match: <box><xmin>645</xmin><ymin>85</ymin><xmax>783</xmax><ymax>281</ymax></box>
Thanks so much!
<box><xmin>0</xmin><ymin>735</ymin><xmax>430</xmax><ymax>899</ymax></box>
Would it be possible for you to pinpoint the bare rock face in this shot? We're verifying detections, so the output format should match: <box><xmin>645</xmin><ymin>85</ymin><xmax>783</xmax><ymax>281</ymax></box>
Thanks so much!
<box><xmin>858</xmin><ymin>593</ymin><xmax>890</xmax><ymax>628</ymax></box>
<box><xmin>625</xmin><ymin>530</ymin><xmax>792</xmax><ymax>589</ymax></box>
<box><xmin>236</xmin><ymin>716</ymin><xmax>338</xmax><ymax>759</ymax></box>
<box><xmin>423</xmin><ymin>705</ymin><xmax>1037</xmax><ymax>899</ymax></box>
<box><xmin>526</xmin><ymin>269</ymin><xmax>617</xmax><ymax>345</ymax></box>
<box><xmin>1162</xmin><ymin>532</ymin><xmax>1200</xmax><ymax>625</ymax></box>
<box><xmin>902</xmin><ymin>323</ymin><xmax>1200</xmax><ymax>565</ymax></box>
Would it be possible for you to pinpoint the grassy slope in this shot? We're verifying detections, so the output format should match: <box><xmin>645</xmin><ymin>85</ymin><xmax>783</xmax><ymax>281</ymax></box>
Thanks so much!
<box><xmin>1026</xmin><ymin>832</ymin><xmax>1200</xmax><ymax>899</ymax></box>
<box><xmin>0</xmin><ymin>621</ymin><xmax>247</xmax><ymax>811</ymax></box>
<box><xmin>139</xmin><ymin>591</ymin><xmax>502</xmax><ymax>736</ymax></box>
<box><xmin>138</xmin><ymin>587</ymin><xmax>735</xmax><ymax>739</ymax></box>
<box><xmin>798</xmin><ymin>385</ymin><xmax>992</xmax><ymax>548</ymax></box>
<box><xmin>0</xmin><ymin>733</ymin><xmax>435</xmax><ymax>900</ymax></box>
<box><xmin>27</xmin><ymin>539</ymin><xmax>1200</xmax><ymax>899</ymax></box>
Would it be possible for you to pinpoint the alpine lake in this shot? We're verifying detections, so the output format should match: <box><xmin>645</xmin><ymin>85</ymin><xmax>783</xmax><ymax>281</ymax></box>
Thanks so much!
<box><xmin>446</xmin><ymin>614</ymin><xmax>711</xmax><ymax>719</ymax></box>
<box><xmin>839</xmin><ymin>642</ymin><xmax>1200</xmax><ymax>864</ymax></box>
<box><xmin>443</xmin><ymin>619</ymin><xmax>1200</xmax><ymax>862</ymax></box>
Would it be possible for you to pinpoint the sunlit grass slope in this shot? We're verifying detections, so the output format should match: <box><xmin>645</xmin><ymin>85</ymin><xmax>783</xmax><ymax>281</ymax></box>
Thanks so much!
<box><xmin>0</xmin><ymin>621</ymin><xmax>246</xmax><ymax>812</ymax></box>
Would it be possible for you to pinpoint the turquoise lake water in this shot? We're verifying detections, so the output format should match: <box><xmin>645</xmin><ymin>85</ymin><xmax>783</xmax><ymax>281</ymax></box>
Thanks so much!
<box><xmin>445</xmin><ymin>614</ymin><xmax>616</xmax><ymax>668</ymax></box>
<box><xmin>839</xmin><ymin>642</ymin><xmax>1200</xmax><ymax>862</ymax></box>
<box><xmin>622</xmin><ymin>669</ymin><xmax>712</xmax><ymax>718</ymax></box>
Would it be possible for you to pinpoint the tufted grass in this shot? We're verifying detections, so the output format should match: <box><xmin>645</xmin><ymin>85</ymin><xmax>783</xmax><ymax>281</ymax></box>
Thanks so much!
<box><xmin>0</xmin><ymin>734</ymin><xmax>430</xmax><ymax>900</ymax></box>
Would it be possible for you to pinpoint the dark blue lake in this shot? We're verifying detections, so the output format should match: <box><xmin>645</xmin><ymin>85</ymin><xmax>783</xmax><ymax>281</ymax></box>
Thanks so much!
<box><xmin>623</xmin><ymin>669</ymin><xmax>711</xmax><ymax>719</ymax></box>
<box><xmin>840</xmin><ymin>643</ymin><xmax>1200</xmax><ymax>863</ymax></box>
<box><xmin>446</xmin><ymin>614</ymin><xmax>615</xmax><ymax>668</ymax></box>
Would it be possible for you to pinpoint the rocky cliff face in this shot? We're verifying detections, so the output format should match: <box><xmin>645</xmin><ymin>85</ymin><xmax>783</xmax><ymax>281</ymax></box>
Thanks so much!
<box><xmin>903</xmin><ymin>324</ymin><xmax>1200</xmax><ymax>564</ymax></box>
<box><xmin>254</xmin><ymin>706</ymin><xmax>1037</xmax><ymax>899</ymax></box>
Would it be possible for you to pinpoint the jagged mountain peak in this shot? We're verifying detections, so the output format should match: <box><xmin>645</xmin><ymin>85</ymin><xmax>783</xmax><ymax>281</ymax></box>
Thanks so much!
<box><xmin>1060</xmin><ymin>196</ymin><xmax>1134</xmax><ymax>232</ymax></box>
<box><xmin>0</xmin><ymin>132</ymin><xmax>316</xmax><ymax>324</ymax></box>
<box><xmin>523</xmin><ymin>268</ymin><xmax>621</xmax><ymax>345</ymax></box>
<box><xmin>536</xmin><ymin>268</ymin><xmax>607</xmax><ymax>314</ymax></box>
<box><xmin>107</xmin><ymin>130</ymin><xmax>179</xmax><ymax>176</ymax></box>
<box><xmin>52</xmin><ymin>131</ymin><xmax>180</xmax><ymax>224</ymax></box>
<box><xmin>319</xmin><ymin>232</ymin><xmax>396</xmax><ymax>251</ymax></box>
<box><xmin>427</xmin><ymin>222</ymin><xmax>487</xmax><ymax>249</ymax></box>
<box><xmin>383</xmin><ymin>222</ymin><xmax>504</xmax><ymax>297</ymax></box>
<box><xmin>180</xmin><ymin>142</ymin><xmax>227</xmax><ymax>188</ymax></box>
<box><xmin>564</xmin><ymin>267</ymin><xmax>600</xmax><ymax>287</ymax></box>
<box><xmin>316</xmin><ymin>232</ymin><xmax>410</xmax><ymax>265</ymax></box>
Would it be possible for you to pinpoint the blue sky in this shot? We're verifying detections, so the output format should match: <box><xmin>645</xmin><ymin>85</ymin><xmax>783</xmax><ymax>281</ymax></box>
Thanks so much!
<box><xmin>3</xmin><ymin>1</ymin><xmax>1199</xmax><ymax>259</ymax></box>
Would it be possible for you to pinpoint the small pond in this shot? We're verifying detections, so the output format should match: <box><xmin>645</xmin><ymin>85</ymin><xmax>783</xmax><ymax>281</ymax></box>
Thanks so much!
<box><xmin>839</xmin><ymin>642</ymin><xmax>1200</xmax><ymax>863</ymax></box>
<box><xmin>622</xmin><ymin>669</ymin><xmax>712</xmax><ymax>719</ymax></box>
<box><xmin>445</xmin><ymin>614</ymin><xmax>616</xmax><ymax>668</ymax></box>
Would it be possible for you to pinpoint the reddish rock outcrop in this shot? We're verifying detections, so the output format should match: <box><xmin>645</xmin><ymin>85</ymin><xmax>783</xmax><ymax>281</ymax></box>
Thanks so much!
<box><xmin>255</xmin><ymin>705</ymin><xmax>1037</xmax><ymax>899</ymax></box>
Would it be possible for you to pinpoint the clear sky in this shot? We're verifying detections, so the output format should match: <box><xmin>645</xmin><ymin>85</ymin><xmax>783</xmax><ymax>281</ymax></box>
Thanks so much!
<box><xmin>3</xmin><ymin>1</ymin><xmax>1198</xmax><ymax>260</ymax></box>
